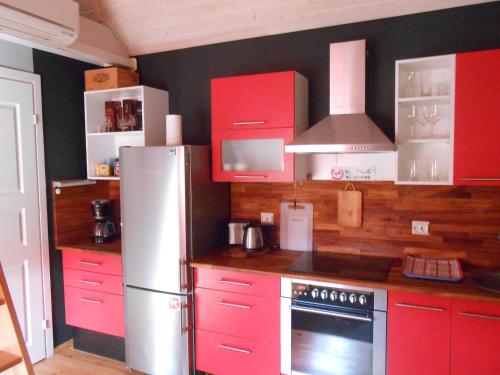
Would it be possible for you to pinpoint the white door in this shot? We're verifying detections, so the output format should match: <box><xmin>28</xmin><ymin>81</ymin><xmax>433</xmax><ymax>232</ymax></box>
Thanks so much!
<box><xmin>0</xmin><ymin>67</ymin><xmax>52</xmax><ymax>363</ymax></box>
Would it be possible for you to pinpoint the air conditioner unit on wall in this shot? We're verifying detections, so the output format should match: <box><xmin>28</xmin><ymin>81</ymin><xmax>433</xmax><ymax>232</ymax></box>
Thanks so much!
<box><xmin>0</xmin><ymin>0</ymin><xmax>79</xmax><ymax>48</ymax></box>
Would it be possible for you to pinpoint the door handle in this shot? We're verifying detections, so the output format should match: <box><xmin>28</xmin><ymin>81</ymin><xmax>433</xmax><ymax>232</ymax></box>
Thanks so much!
<box><xmin>234</xmin><ymin>175</ymin><xmax>267</xmax><ymax>179</ymax></box>
<box><xmin>78</xmin><ymin>279</ymin><xmax>103</xmax><ymax>286</ymax></box>
<box><xmin>217</xmin><ymin>344</ymin><xmax>252</xmax><ymax>354</ymax></box>
<box><xmin>78</xmin><ymin>261</ymin><xmax>101</xmax><ymax>267</ymax></box>
<box><xmin>79</xmin><ymin>297</ymin><xmax>103</xmax><ymax>304</ymax></box>
<box><xmin>395</xmin><ymin>303</ymin><xmax>445</xmax><ymax>312</ymax></box>
<box><xmin>219</xmin><ymin>279</ymin><xmax>251</xmax><ymax>287</ymax></box>
<box><xmin>217</xmin><ymin>301</ymin><xmax>252</xmax><ymax>309</ymax></box>
<box><xmin>459</xmin><ymin>312</ymin><xmax>500</xmax><ymax>321</ymax></box>
<box><xmin>233</xmin><ymin>121</ymin><xmax>266</xmax><ymax>126</ymax></box>
<box><xmin>289</xmin><ymin>305</ymin><xmax>372</xmax><ymax>322</ymax></box>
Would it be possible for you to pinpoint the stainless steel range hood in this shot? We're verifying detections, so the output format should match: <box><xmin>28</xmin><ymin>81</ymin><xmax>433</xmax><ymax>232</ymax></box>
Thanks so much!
<box><xmin>286</xmin><ymin>40</ymin><xmax>394</xmax><ymax>154</ymax></box>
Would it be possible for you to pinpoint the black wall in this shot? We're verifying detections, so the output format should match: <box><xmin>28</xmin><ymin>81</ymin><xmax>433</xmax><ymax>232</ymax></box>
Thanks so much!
<box><xmin>33</xmin><ymin>50</ymin><xmax>97</xmax><ymax>345</ymax></box>
<box><xmin>137</xmin><ymin>2</ymin><xmax>500</xmax><ymax>144</ymax></box>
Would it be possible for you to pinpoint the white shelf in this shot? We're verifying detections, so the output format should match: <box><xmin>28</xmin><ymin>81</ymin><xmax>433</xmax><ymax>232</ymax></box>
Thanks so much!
<box><xmin>400</xmin><ymin>138</ymin><xmax>450</xmax><ymax>144</ymax></box>
<box><xmin>398</xmin><ymin>95</ymin><xmax>451</xmax><ymax>103</ymax></box>
<box><xmin>89</xmin><ymin>176</ymin><xmax>120</xmax><ymax>181</ymax></box>
<box><xmin>87</xmin><ymin>130</ymin><xmax>144</xmax><ymax>137</ymax></box>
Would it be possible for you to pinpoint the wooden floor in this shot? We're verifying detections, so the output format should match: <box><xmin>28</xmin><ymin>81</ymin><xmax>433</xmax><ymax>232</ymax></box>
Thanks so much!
<box><xmin>34</xmin><ymin>341</ymin><xmax>130</xmax><ymax>375</ymax></box>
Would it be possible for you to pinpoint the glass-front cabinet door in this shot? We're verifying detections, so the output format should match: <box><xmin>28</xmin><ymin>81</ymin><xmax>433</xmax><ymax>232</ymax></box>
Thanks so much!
<box><xmin>212</xmin><ymin>128</ymin><xmax>295</xmax><ymax>182</ymax></box>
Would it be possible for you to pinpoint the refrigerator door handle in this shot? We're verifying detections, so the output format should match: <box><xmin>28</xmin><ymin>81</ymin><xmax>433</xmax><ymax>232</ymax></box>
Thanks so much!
<box><xmin>180</xmin><ymin>301</ymin><xmax>189</xmax><ymax>335</ymax></box>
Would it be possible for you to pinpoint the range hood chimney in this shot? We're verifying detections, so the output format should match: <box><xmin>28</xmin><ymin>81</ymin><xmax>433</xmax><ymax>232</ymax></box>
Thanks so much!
<box><xmin>286</xmin><ymin>40</ymin><xmax>394</xmax><ymax>153</ymax></box>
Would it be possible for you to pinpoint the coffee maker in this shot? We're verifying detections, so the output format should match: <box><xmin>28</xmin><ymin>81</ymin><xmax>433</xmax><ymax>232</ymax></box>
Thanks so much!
<box><xmin>90</xmin><ymin>199</ymin><xmax>116</xmax><ymax>243</ymax></box>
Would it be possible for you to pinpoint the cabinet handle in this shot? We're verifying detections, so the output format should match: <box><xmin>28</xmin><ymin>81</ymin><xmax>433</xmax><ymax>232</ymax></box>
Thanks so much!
<box><xmin>459</xmin><ymin>312</ymin><xmax>500</xmax><ymax>321</ymax></box>
<box><xmin>234</xmin><ymin>175</ymin><xmax>267</xmax><ymax>179</ymax></box>
<box><xmin>233</xmin><ymin>121</ymin><xmax>266</xmax><ymax>126</ymax></box>
<box><xmin>462</xmin><ymin>178</ymin><xmax>500</xmax><ymax>181</ymax></box>
<box><xmin>217</xmin><ymin>344</ymin><xmax>252</xmax><ymax>354</ymax></box>
<box><xmin>78</xmin><ymin>260</ymin><xmax>101</xmax><ymax>267</ymax></box>
<box><xmin>395</xmin><ymin>303</ymin><xmax>445</xmax><ymax>312</ymax></box>
<box><xmin>79</xmin><ymin>297</ymin><xmax>103</xmax><ymax>304</ymax></box>
<box><xmin>219</xmin><ymin>279</ymin><xmax>251</xmax><ymax>287</ymax></box>
<box><xmin>217</xmin><ymin>301</ymin><xmax>252</xmax><ymax>309</ymax></box>
<box><xmin>78</xmin><ymin>279</ymin><xmax>103</xmax><ymax>286</ymax></box>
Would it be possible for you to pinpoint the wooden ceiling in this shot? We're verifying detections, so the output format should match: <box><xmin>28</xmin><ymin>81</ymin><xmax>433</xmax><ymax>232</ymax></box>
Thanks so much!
<box><xmin>77</xmin><ymin>0</ymin><xmax>493</xmax><ymax>56</ymax></box>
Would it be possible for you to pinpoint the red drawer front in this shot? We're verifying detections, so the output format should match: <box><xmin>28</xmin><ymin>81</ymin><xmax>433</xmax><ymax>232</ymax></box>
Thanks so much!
<box><xmin>211</xmin><ymin>71</ymin><xmax>295</xmax><ymax>131</ymax></box>
<box><xmin>195</xmin><ymin>288</ymin><xmax>280</xmax><ymax>344</ymax></box>
<box><xmin>196</xmin><ymin>329</ymin><xmax>280</xmax><ymax>375</ymax></box>
<box><xmin>451</xmin><ymin>298</ymin><xmax>500</xmax><ymax>375</ymax></box>
<box><xmin>194</xmin><ymin>268</ymin><xmax>280</xmax><ymax>298</ymax></box>
<box><xmin>63</xmin><ymin>251</ymin><xmax>122</xmax><ymax>276</ymax></box>
<box><xmin>63</xmin><ymin>268</ymin><xmax>123</xmax><ymax>295</ymax></box>
<box><xmin>64</xmin><ymin>286</ymin><xmax>124</xmax><ymax>337</ymax></box>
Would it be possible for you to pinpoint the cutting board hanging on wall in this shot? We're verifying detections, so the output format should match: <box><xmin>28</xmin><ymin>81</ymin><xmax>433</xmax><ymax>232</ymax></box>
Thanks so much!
<box><xmin>280</xmin><ymin>202</ymin><xmax>313</xmax><ymax>251</ymax></box>
<box><xmin>338</xmin><ymin>183</ymin><xmax>362</xmax><ymax>227</ymax></box>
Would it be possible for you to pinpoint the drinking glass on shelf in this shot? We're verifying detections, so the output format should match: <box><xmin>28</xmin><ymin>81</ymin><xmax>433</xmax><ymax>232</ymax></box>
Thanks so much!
<box><xmin>429</xmin><ymin>160</ymin><xmax>440</xmax><ymax>181</ymax></box>
<box><xmin>437</xmin><ymin>82</ymin><xmax>450</xmax><ymax>96</ymax></box>
<box><xmin>420</xmin><ymin>71</ymin><xmax>433</xmax><ymax>96</ymax></box>
<box><xmin>424</xmin><ymin>104</ymin><xmax>440</xmax><ymax>137</ymax></box>
<box><xmin>409</xmin><ymin>159</ymin><xmax>418</xmax><ymax>181</ymax></box>
<box><xmin>407</xmin><ymin>104</ymin><xmax>418</xmax><ymax>137</ymax></box>
<box><xmin>405</xmin><ymin>70</ymin><xmax>419</xmax><ymax>97</ymax></box>
<box><xmin>417</xmin><ymin>105</ymin><xmax>428</xmax><ymax>138</ymax></box>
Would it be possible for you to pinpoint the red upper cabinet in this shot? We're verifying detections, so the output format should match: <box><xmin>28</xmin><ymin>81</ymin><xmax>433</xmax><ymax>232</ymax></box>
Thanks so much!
<box><xmin>212</xmin><ymin>71</ymin><xmax>297</xmax><ymax>131</ymax></box>
<box><xmin>454</xmin><ymin>49</ymin><xmax>500</xmax><ymax>185</ymax></box>
<box><xmin>211</xmin><ymin>71</ymin><xmax>308</xmax><ymax>182</ymax></box>
<box><xmin>387</xmin><ymin>291</ymin><xmax>451</xmax><ymax>375</ymax></box>
<box><xmin>451</xmin><ymin>298</ymin><xmax>500</xmax><ymax>375</ymax></box>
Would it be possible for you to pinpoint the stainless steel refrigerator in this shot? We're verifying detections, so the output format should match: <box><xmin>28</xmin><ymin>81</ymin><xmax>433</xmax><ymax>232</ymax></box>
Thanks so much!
<box><xmin>120</xmin><ymin>146</ymin><xmax>229</xmax><ymax>375</ymax></box>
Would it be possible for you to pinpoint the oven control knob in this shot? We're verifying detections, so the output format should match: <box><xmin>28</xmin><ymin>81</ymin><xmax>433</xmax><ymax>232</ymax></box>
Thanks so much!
<box><xmin>330</xmin><ymin>291</ymin><xmax>338</xmax><ymax>301</ymax></box>
<box><xmin>359</xmin><ymin>295</ymin><xmax>367</xmax><ymax>306</ymax></box>
<box><xmin>349</xmin><ymin>293</ymin><xmax>357</xmax><ymax>304</ymax></box>
<box><xmin>320</xmin><ymin>290</ymin><xmax>329</xmax><ymax>300</ymax></box>
<box><xmin>311</xmin><ymin>288</ymin><xmax>320</xmax><ymax>299</ymax></box>
<box><xmin>339</xmin><ymin>292</ymin><xmax>347</xmax><ymax>303</ymax></box>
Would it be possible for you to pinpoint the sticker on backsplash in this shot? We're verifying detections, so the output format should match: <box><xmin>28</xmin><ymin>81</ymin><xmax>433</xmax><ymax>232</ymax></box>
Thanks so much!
<box><xmin>331</xmin><ymin>166</ymin><xmax>376</xmax><ymax>181</ymax></box>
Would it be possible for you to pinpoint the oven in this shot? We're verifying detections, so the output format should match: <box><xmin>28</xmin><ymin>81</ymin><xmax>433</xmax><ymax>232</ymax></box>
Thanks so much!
<box><xmin>281</xmin><ymin>278</ymin><xmax>387</xmax><ymax>375</ymax></box>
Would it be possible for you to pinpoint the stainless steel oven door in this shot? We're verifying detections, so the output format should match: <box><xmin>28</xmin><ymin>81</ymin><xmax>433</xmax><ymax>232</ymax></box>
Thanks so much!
<box><xmin>281</xmin><ymin>297</ymin><xmax>386</xmax><ymax>375</ymax></box>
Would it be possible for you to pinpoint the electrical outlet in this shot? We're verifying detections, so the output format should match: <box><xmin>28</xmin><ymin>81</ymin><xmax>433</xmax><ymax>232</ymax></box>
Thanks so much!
<box><xmin>261</xmin><ymin>212</ymin><xmax>274</xmax><ymax>225</ymax></box>
<box><xmin>412</xmin><ymin>220</ymin><xmax>430</xmax><ymax>236</ymax></box>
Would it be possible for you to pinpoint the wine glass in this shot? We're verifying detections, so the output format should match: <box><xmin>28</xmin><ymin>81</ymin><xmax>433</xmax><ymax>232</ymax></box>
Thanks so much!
<box><xmin>424</xmin><ymin>104</ymin><xmax>440</xmax><ymax>137</ymax></box>
<box><xmin>417</xmin><ymin>105</ymin><xmax>428</xmax><ymax>138</ymax></box>
<box><xmin>405</xmin><ymin>71</ymin><xmax>419</xmax><ymax>97</ymax></box>
<box><xmin>407</xmin><ymin>104</ymin><xmax>418</xmax><ymax>137</ymax></box>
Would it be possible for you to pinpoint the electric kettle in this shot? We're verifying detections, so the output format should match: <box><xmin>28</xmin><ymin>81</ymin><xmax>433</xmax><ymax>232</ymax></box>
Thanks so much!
<box><xmin>242</xmin><ymin>223</ymin><xmax>265</xmax><ymax>252</ymax></box>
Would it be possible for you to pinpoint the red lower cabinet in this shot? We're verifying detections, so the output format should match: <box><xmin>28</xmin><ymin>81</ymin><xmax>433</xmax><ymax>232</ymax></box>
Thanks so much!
<box><xmin>196</xmin><ymin>329</ymin><xmax>280</xmax><ymax>375</ymax></box>
<box><xmin>451</xmin><ymin>298</ymin><xmax>500</xmax><ymax>375</ymax></box>
<box><xmin>387</xmin><ymin>292</ymin><xmax>451</xmax><ymax>375</ymax></box>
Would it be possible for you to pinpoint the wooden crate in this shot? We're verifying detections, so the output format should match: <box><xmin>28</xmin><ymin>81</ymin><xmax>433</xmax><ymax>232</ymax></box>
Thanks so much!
<box><xmin>85</xmin><ymin>67</ymin><xmax>139</xmax><ymax>91</ymax></box>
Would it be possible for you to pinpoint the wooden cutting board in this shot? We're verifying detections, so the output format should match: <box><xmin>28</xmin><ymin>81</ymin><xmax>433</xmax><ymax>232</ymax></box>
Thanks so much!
<box><xmin>338</xmin><ymin>184</ymin><xmax>362</xmax><ymax>227</ymax></box>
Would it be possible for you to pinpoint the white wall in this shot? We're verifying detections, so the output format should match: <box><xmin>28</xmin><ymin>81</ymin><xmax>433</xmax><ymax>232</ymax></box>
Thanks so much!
<box><xmin>0</xmin><ymin>39</ymin><xmax>33</xmax><ymax>72</ymax></box>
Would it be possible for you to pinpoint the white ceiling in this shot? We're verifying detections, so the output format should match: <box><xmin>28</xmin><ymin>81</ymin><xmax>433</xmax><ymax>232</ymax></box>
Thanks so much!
<box><xmin>77</xmin><ymin>0</ymin><xmax>494</xmax><ymax>56</ymax></box>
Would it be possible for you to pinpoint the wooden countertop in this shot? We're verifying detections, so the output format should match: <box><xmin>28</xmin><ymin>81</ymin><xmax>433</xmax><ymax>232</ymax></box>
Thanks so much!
<box><xmin>56</xmin><ymin>238</ymin><xmax>122</xmax><ymax>255</ymax></box>
<box><xmin>190</xmin><ymin>248</ymin><xmax>500</xmax><ymax>303</ymax></box>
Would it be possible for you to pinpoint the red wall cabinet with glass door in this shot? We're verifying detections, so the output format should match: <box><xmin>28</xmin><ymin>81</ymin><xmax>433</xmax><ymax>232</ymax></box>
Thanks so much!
<box><xmin>451</xmin><ymin>298</ymin><xmax>500</xmax><ymax>375</ymax></box>
<box><xmin>387</xmin><ymin>291</ymin><xmax>451</xmax><ymax>375</ymax></box>
<box><xmin>454</xmin><ymin>48</ymin><xmax>500</xmax><ymax>185</ymax></box>
<box><xmin>211</xmin><ymin>71</ymin><xmax>308</xmax><ymax>182</ymax></box>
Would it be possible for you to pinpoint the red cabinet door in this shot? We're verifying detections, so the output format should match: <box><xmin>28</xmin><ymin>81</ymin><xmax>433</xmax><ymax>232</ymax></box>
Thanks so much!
<box><xmin>451</xmin><ymin>298</ymin><xmax>500</xmax><ymax>375</ymax></box>
<box><xmin>212</xmin><ymin>128</ymin><xmax>295</xmax><ymax>182</ymax></box>
<box><xmin>211</xmin><ymin>71</ymin><xmax>295</xmax><ymax>131</ymax></box>
<box><xmin>387</xmin><ymin>292</ymin><xmax>451</xmax><ymax>375</ymax></box>
<box><xmin>455</xmin><ymin>49</ymin><xmax>500</xmax><ymax>185</ymax></box>
<box><xmin>195</xmin><ymin>329</ymin><xmax>280</xmax><ymax>375</ymax></box>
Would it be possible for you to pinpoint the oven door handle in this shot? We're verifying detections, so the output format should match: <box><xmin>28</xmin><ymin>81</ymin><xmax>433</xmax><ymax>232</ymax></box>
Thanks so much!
<box><xmin>289</xmin><ymin>305</ymin><xmax>372</xmax><ymax>322</ymax></box>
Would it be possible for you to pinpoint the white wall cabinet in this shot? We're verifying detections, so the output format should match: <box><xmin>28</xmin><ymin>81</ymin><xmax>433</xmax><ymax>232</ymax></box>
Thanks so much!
<box><xmin>395</xmin><ymin>55</ymin><xmax>455</xmax><ymax>185</ymax></box>
<box><xmin>84</xmin><ymin>85</ymin><xmax>169</xmax><ymax>180</ymax></box>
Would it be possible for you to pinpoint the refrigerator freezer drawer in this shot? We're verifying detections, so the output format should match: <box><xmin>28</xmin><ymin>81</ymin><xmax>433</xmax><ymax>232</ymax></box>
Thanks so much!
<box><xmin>125</xmin><ymin>286</ymin><xmax>191</xmax><ymax>375</ymax></box>
<box><xmin>64</xmin><ymin>286</ymin><xmax>124</xmax><ymax>337</ymax></box>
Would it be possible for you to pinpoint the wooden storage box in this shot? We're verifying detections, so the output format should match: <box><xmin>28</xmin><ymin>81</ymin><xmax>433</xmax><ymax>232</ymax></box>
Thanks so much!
<box><xmin>85</xmin><ymin>67</ymin><xmax>139</xmax><ymax>91</ymax></box>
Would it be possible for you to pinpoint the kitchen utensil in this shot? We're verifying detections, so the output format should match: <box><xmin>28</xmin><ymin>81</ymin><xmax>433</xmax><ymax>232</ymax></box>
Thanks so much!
<box><xmin>409</xmin><ymin>159</ymin><xmax>418</xmax><ymax>181</ymax></box>
<box><xmin>424</xmin><ymin>104</ymin><xmax>440</xmax><ymax>136</ymax></box>
<box><xmin>429</xmin><ymin>159</ymin><xmax>440</xmax><ymax>181</ymax></box>
<box><xmin>280</xmin><ymin>202</ymin><xmax>313</xmax><ymax>251</ymax></box>
<box><xmin>338</xmin><ymin>183</ymin><xmax>362</xmax><ymax>227</ymax></box>
<box><xmin>405</xmin><ymin>70</ymin><xmax>419</xmax><ymax>97</ymax></box>
<box><xmin>90</xmin><ymin>199</ymin><xmax>116</xmax><ymax>243</ymax></box>
<box><xmin>402</xmin><ymin>255</ymin><xmax>463</xmax><ymax>282</ymax></box>
<box><xmin>228</xmin><ymin>220</ymin><xmax>250</xmax><ymax>245</ymax></box>
<box><xmin>242</xmin><ymin>223</ymin><xmax>265</xmax><ymax>252</ymax></box>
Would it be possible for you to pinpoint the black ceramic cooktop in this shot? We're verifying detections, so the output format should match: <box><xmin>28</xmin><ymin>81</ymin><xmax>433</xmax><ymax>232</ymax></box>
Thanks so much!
<box><xmin>287</xmin><ymin>252</ymin><xmax>393</xmax><ymax>282</ymax></box>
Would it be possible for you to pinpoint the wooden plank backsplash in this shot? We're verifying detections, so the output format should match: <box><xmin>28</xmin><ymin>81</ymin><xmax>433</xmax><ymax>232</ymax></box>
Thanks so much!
<box><xmin>231</xmin><ymin>181</ymin><xmax>500</xmax><ymax>267</ymax></box>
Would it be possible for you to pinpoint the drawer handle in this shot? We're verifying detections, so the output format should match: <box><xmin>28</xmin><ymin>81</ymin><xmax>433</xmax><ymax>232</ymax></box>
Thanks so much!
<box><xmin>78</xmin><ymin>279</ymin><xmax>103</xmax><ymax>286</ymax></box>
<box><xmin>219</xmin><ymin>279</ymin><xmax>251</xmax><ymax>287</ymax></box>
<box><xmin>395</xmin><ymin>303</ymin><xmax>445</xmax><ymax>312</ymax></box>
<box><xmin>217</xmin><ymin>301</ymin><xmax>252</xmax><ymax>309</ymax></box>
<box><xmin>459</xmin><ymin>312</ymin><xmax>500</xmax><ymax>321</ymax></box>
<box><xmin>217</xmin><ymin>344</ymin><xmax>252</xmax><ymax>354</ymax></box>
<box><xmin>78</xmin><ymin>260</ymin><xmax>102</xmax><ymax>267</ymax></box>
<box><xmin>462</xmin><ymin>178</ymin><xmax>500</xmax><ymax>181</ymax></box>
<box><xmin>79</xmin><ymin>297</ymin><xmax>103</xmax><ymax>305</ymax></box>
<box><xmin>234</xmin><ymin>175</ymin><xmax>267</xmax><ymax>179</ymax></box>
<box><xmin>233</xmin><ymin>121</ymin><xmax>266</xmax><ymax>126</ymax></box>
